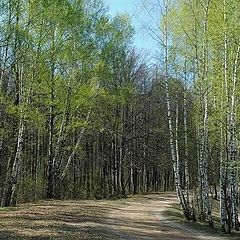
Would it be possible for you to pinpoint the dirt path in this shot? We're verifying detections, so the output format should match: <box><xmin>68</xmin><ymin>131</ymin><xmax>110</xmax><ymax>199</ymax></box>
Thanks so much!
<box><xmin>0</xmin><ymin>193</ymin><xmax>238</xmax><ymax>239</ymax></box>
<box><xmin>107</xmin><ymin>193</ymin><xmax>238</xmax><ymax>240</ymax></box>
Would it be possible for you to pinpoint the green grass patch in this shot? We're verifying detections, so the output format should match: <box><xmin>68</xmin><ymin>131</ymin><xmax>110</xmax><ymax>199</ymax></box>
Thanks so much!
<box><xmin>0</xmin><ymin>207</ymin><xmax>17</xmax><ymax>211</ymax></box>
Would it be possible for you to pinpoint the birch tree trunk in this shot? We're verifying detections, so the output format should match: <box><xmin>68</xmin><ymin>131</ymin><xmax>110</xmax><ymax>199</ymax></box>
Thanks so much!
<box><xmin>58</xmin><ymin>82</ymin><xmax>99</xmax><ymax>183</ymax></box>
<box><xmin>1</xmin><ymin>0</ymin><xmax>25</xmax><ymax>207</ymax></box>
<box><xmin>46</xmin><ymin>62</ymin><xmax>55</xmax><ymax>199</ymax></box>
<box><xmin>9</xmin><ymin>112</ymin><xmax>24</xmax><ymax>206</ymax></box>
<box><xmin>59</xmin><ymin>94</ymin><xmax>96</xmax><ymax>183</ymax></box>
<box><xmin>195</xmin><ymin>0</ymin><xmax>213</xmax><ymax>226</ymax></box>
<box><xmin>220</xmin><ymin>2</ymin><xmax>228</xmax><ymax>230</ymax></box>
<box><xmin>51</xmin><ymin>83</ymin><xmax>71</xmax><ymax>196</ymax></box>
<box><xmin>183</xmin><ymin>88</ymin><xmax>190</xmax><ymax>206</ymax></box>
<box><xmin>220</xmin><ymin>96</ymin><xmax>227</xmax><ymax>232</ymax></box>
<box><xmin>162</xmin><ymin>0</ymin><xmax>190</xmax><ymax>219</ymax></box>
<box><xmin>228</xmin><ymin>41</ymin><xmax>240</xmax><ymax>231</ymax></box>
<box><xmin>199</xmin><ymin>94</ymin><xmax>213</xmax><ymax>226</ymax></box>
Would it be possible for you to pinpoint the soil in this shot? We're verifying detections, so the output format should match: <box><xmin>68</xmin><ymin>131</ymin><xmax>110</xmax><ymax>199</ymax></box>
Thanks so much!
<box><xmin>0</xmin><ymin>192</ymin><xmax>238</xmax><ymax>240</ymax></box>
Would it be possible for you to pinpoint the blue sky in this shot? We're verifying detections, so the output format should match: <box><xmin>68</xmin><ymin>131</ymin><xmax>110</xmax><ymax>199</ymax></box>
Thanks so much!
<box><xmin>104</xmin><ymin>0</ymin><xmax>158</xmax><ymax>57</ymax></box>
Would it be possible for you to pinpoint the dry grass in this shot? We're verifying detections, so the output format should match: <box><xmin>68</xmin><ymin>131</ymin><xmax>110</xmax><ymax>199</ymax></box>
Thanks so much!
<box><xmin>0</xmin><ymin>193</ymin><xmax>239</xmax><ymax>240</ymax></box>
<box><xmin>0</xmin><ymin>199</ymin><xmax>122</xmax><ymax>240</ymax></box>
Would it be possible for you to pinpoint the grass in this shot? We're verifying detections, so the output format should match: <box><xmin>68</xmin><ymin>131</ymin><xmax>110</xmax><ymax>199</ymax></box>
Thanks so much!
<box><xmin>0</xmin><ymin>193</ymin><xmax>239</xmax><ymax>240</ymax></box>
<box><xmin>165</xmin><ymin>199</ymin><xmax>240</xmax><ymax>239</ymax></box>
<box><xmin>0</xmin><ymin>207</ymin><xmax>17</xmax><ymax>212</ymax></box>
<box><xmin>0</xmin><ymin>199</ymin><xmax>122</xmax><ymax>240</ymax></box>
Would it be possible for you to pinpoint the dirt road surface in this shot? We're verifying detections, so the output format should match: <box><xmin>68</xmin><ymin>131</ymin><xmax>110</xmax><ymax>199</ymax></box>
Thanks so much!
<box><xmin>0</xmin><ymin>192</ymin><xmax>238</xmax><ymax>240</ymax></box>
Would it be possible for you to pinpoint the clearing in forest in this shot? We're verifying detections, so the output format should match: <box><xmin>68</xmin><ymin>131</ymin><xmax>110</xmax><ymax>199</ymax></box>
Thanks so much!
<box><xmin>0</xmin><ymin>192</ymin><xmax>238</xmax><ymax>240</ymax></box>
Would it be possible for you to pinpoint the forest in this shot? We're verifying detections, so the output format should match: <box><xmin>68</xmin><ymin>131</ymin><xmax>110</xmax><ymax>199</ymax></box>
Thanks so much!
<box><xmin>0</xmin><ymin>0</ymin><xmax>240</xmax><ymax>239</ymax></box>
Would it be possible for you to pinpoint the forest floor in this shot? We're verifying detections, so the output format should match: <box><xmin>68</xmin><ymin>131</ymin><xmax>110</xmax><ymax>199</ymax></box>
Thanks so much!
<box><xmin>0</xmin><ymin>192</ymin><xmax>239</xmax><ymax>240</ymax></box>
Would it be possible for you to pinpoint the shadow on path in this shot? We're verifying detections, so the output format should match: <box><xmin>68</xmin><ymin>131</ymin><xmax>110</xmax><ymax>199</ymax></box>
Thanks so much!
<box><xmin>0</xmin><ymin>193</ymin><xmax>239</xmax><ymax>240</ymax></box>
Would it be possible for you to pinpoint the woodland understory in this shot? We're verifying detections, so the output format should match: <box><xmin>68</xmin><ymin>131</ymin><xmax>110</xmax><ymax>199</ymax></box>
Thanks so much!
<box><xmin>0</xmin><ymin>0</ymin><xmax>240</xmax><ymax>235</ymax></box>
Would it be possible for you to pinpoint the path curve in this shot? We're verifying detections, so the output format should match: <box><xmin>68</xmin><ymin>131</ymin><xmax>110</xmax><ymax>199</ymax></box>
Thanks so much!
<box><xmin>107</xmin><ymin>193</ymin><xmax>238</xmax><ymax>240</ymax></box>
<box><xmin>0</xmin><ymin>193</ymin><xmax>238</xmax><ymax>239</ymax></box>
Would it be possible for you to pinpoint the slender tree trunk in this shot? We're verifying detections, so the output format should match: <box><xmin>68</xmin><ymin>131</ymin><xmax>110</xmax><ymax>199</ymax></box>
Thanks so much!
<box><xmin>51</xmin><ymin>83</ymin><xmax>71</xmax><ymax>195</ymax></box>
<box><xmin>220</xmin><ymin>99</ymin><xmax>227</xmax><ymax>232</ymax></box>
<box><xmin>9</xmin><ymin>114</ymin><xmax>24</xmax><ymax>206</ymax></box>
<box><xmin>59</xmin><ymin>109</ymin><xmax>91</xmax><ymax>182</ymax></box>
<box><xmin>46</xmin><ymin>63</ymin><xmax>55</xmax><ymax>199</ymax></box>
<box><xmin>199</xmin><ymin>93</ymin><xmax>213</xmax><ymax>226</ymax></box>
<box><xmin>228</xmin><ymin>41</ymin><xmax>240</xmax><ymax>231</ymax></box>
<box><xmin>163</xmin><ymin>0</ymin><xmax>189</xmax><ymax>219</ymax></box>
<box><xmin>183</xmin><ymin>88</ymin><xmax>190</xmax><ymax>206</ymax></box>
<box><xmin>1</xmin><ymin>1</ymin><xmax>25</xmax><ymax>206</ymax></box>
<box><xmin>220</xmin><ymin>3</ymin><xmax>228</xmax><ymax>228</ymax></box>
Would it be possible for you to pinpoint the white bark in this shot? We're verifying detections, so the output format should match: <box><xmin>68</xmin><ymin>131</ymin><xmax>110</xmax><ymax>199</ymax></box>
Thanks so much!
<box><xmin>220</xmin><ymin>2</ymin><xmax>228</xmax><ymax>230</ymax></box>
<box><xmin>51</xmin><ymin>83</ymin><xmax>71</xmax><ymax>188</ymax></box>
<box><xmin>58</xmin><ymin>82</ymin><xmax>99</xmax><ymax>183</ymax></box>
<box><xmin>220</xmin><ymin>90</ymin><xmax>227</xmax><ymax>231</ymax></box>
<box><xmin>197</xmin><ymin>0</ymin><xmax>213</xmax><ymax>226</ymax></box>
<box><xmin>9</xmin><ymin>114</ymin><xmax>24</xmax><ymax>205</ymax></box>
<box><xmin>59</xmin><ymin>109</ymin><xmax>91</xmax><ymax>182</ymax></box>
<box><xmin>199</xmin><ymin>93</ymin><xmax>213</xmax><ymax>225</ymax></box>
<box><xmin>9</xmin><ymin>65</ymin><xmax>26</xmax><ymax>206</ymax></box>
<box><xmin>184</xmin><ymin>89</ymin><xmax>190</xmax><ymax>206</ymax></box>
<box><xmin>229</xmin><ymin>41</ymin><xmax>240</xmax><ymax>231</ymax></box>
<box><xmin>162</xmin><ymin>0</ymin><xmax>189</xmax><ymax>217</ymax></box>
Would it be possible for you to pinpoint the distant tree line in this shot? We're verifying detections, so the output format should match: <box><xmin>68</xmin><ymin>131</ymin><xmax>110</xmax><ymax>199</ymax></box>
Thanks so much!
<box><xmin>0</xmin><ymin>0</ymin><xmax>194</xmax><ymax>206</ymax></box>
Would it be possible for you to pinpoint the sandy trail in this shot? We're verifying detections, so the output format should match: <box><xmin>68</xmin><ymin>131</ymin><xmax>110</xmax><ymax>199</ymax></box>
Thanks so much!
<box><xmin>0</xmin><ymin>193</ymin><xmax>238</xmax><ymax>239</ymax></box>
<box><xmin>107</xmin><ymin>193</ymin><xmax>238</xmax><ymax>240</ymax></box>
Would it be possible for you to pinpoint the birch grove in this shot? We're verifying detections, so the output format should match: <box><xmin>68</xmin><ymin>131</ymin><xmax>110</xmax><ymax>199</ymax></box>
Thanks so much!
<box><xmin>139</xmin><ymin>0</ymin><xmax>240</xmax><ymax>233</ymax></box>
<box><xmin>0</xmin><ymin>0</ymin><xmax>239</xmax><ymax>235</ymax></box>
